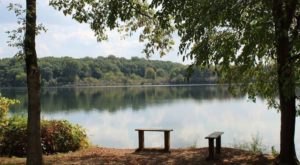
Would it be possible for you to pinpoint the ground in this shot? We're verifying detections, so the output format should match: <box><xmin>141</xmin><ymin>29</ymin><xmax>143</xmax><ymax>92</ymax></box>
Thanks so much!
<box><xmin>0</xmin><ymin>147</ymin><xmax>275</xmax><ymax>165</ymax></box>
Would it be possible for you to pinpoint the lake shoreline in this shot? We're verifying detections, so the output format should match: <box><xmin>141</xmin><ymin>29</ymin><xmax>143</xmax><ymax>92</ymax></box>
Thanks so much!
<box><xmin>0</xmin><ymin>147</ymin><xmax>275</xmax><ymax>164</ymax></box>
<box><xmin>3</xmin><ymin>85</ymin><xmax>298</xmax><ymax>158</ymax></box>
<box><xmin>0</xmin><ymin>83</ymin><xmax>228</xmax><ymax>89</ymax></box>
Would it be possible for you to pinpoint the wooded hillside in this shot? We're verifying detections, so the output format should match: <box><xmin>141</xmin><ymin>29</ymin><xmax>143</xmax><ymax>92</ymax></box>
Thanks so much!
<box><xmin>0</xmin><ymin>56</ymin><xmax>217</xmax><ymax>87</ymax></box>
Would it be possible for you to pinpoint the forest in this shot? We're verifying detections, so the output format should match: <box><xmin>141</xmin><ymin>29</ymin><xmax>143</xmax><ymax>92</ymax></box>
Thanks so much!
<box><xmin>0</xmin><ymin>56</ymin><xmax>217</xmax><ymax>87</ymax></box>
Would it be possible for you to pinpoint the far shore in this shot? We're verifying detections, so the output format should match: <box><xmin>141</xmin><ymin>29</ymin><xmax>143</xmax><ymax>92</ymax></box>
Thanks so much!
<box><xmin>0</xmin><ymin>83</ymin><xmax>229</xmax><ymax>89</ymax></box>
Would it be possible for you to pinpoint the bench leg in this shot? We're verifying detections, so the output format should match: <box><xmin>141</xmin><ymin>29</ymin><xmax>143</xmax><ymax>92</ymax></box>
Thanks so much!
<box><xmin>137</xmin><ymin>131</ymin><xmax>144</xmax><ymax>151</ymax></box>
<box><xmin>206</xmin><ymin>139</ymin><xmax>214</xmax><ymax>160</ymax></box>
<box><xmin>216</xmin><ymin>136</ymin><xmax>221</xmax><ymax>154</ymax></box>
<box><xmin>164</xmin><ymin>131</ymin><xmax>170</xmax><ymax>152</ymax></box>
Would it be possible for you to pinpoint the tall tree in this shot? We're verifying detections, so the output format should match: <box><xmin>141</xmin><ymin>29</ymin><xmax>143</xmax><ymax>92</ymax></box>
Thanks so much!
<box><xmin>150</xmin><ymin>2</ymin><xmax>300</xmax><ymax>163</ymax></box>
<box><xmin>50</xmin><ymin>0</ymin><xmax>300</xmax><ymax>164</ymax></box>
<box><xmin>24</xmin><ymin>0</ymin><xmax>43</xmax><ymax>164</ymax></box>
<box><xmin>7</xmin><ymin>2</ymin><xmax>44</xmax><ymax>164</ymax></box>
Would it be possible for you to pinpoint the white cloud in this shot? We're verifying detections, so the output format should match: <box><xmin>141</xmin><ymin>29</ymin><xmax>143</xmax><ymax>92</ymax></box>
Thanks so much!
<box><xmin>0</xmin><ymin>0</ymin><xmax>191</xmax><ymax>64</ymax></box>
<box><xmin>48</xmin><ymin>24</ymin><xmax>95</xmax><ymax>44</ymax></box>
<box><xmin>36</xmin><ymin>42</ymin><xmax>51</xmax><ymax>57</ymax></box>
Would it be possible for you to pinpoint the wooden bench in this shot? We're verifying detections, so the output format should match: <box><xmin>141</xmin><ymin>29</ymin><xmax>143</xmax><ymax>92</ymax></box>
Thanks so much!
<box><xmin>135</xmin><ymin>129</ymin><xmax>173</xmax><ymax>152</ymax></box>
<box><xmin>205</xmin><ymin>131</ymin><xmax>224</xmax><ymax>160</ymax></box>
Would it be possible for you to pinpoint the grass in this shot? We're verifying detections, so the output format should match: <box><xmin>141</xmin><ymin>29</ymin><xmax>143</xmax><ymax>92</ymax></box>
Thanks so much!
<box><xmin>189</xmin><ymin>137</ymin><xmax>199</xmax><ymax>149</ymax></box>
<box><xmin>232</xmin><ymin>134</ymin><xmax>267</xmax><ymax>154</ymax></box>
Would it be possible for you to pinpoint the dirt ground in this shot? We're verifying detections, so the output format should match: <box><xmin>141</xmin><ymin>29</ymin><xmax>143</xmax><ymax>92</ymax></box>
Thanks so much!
<box><xmin>0</xmin><ymin>147</ymin><xmax>275</xmax><ymax>165</ymax></box>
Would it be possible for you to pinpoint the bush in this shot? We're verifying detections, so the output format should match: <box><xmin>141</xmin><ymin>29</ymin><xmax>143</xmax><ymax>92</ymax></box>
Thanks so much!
<box><xmin>0</xmin><ymin>96</ymin><xmax>19</xmax><ymax>127</ymax></box>
<box><xmin>0</xmin><ymin>116</ymin><xmax>27</xmax><ymax>156</ymax></box>
<box><xmin>41</xmin><ymin>119</ymin><xmax>89</xmax><ymax>154</ymax></box>
<box><xmin>0</xmin><ymin>116</ymin><xmax>89</xmax><ymax>157</ymax></box>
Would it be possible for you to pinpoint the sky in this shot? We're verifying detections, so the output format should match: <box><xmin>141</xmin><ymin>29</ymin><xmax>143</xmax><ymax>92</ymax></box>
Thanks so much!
<box><xmin>0</xmin><ymin>0</ymin><xmax>188</xmax><ymax>64</ymax></box>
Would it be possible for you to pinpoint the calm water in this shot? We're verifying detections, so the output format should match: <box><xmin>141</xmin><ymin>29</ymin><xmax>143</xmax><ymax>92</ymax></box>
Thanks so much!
<box><xmin>1</xmin><ymin>85</ymin><xmax>300</xmax><ymax>155</ymax></box>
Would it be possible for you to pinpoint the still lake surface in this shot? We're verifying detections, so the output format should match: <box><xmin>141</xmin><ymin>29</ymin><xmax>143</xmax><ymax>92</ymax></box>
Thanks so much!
<box><xmin>1</xmin><ymin>85</ymin><xmax>299</xmax><ymax>155</ymax></box>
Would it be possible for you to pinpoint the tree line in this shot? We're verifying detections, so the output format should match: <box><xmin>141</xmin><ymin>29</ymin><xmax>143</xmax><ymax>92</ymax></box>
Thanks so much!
<box><xmin>0</xmin><ymin>56</ymin><xmax>217</xmax><ymax>87</ymax></box>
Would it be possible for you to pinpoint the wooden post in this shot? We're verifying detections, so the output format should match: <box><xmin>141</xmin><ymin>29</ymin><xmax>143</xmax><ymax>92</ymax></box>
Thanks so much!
<box><xmin>164</xmin><ymin>131</ymin><xmax>170</xmax><ymax>152</ymax></box>
<box><xmin>207</xmin><ymin>138</ymin><xmax>214</xmax><ymax>160</ymax></box>
<box><xmin>138</xmin><ymin>130</ymin><xmax>144</xmax><ymax>151</ymax></box>
<box><xmin>216</xmin><ymin>136</ymin><xmax>221</xmax><ymax>154</ymax></box>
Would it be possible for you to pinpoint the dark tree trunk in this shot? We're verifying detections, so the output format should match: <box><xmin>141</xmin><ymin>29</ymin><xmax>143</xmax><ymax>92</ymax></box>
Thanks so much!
<box><xmin>277</xmin><ymin>39</ymin><xmax>299</xmax><ymax>164</ymax></box>
<box><xmin>273</xmin><ymin>0</ymin><xmax>299</xmax><ymax>164</ymax></box>
<box><xmin>24</xmin><ymin>0</ymin><xmax>43</xmax><ymax>164</ymax></box>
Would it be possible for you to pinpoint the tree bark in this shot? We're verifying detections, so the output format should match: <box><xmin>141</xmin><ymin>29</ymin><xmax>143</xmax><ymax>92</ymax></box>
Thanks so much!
<box><xmin>277</xmin><ymin>39</ymin><xmax>299</xmax><ymax>164</ymax></box>
<box><xmin>24</xmin><ymin>0</ymin><xmax>43</xmax><ymax>164</ymax></box>
<box><xmin>273</xmin><ymin>0</ymin><xmax>299</xmax><ymax>164</ymax></box>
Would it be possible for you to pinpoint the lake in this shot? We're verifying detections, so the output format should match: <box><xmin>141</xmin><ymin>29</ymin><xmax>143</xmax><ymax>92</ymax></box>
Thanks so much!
<box><xmin>1</xmin><ymin>85</ymin><xmax>299</xmax><ymax>156</ymax></box>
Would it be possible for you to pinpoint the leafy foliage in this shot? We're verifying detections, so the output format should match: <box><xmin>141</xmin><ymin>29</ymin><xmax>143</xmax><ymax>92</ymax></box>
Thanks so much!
<box><xmin>49</xmin><ymin>1</ymin><xmax>300</xmax><ymax>162</ymax></box>
<box><xmin>50</xmin><ymin>0</ymin><xmax>174</xmax><ymax>57</ymax></box>
<box><xmin>41</xmin><ymin>120</ymin><xmax>89</xmax><ymax>154</ymax></box>
<box><xmin>0</xmin><ymin>95</ymin><xmax>88</xmax><ymax>157</ymax></box>
<box><xmin>0</xmin><ymin>95</ymin><xmax>20</xmax><ymax>154</ymax></box>
<box><xmin>0</xmin><ymin>95</ymin><xmax>19</xmax><ymax>127</ymax></box>
<box><xmin>0</xmin><ymin>116</ymin><xmax>89</xmax><ymax>157</ymax></box>
<box><xmin>6</xmin><ymin>3</ymin><xmax>46</xmax><ymax>58</ymax></box>
<box><xmin>49</xmin><ymin>0</ymin><xmax>300</xmax><ymax>110</ymax></box>
<box><xmin>0</xmin><ymin>116</ymin><xmax>27</xmax><ymax>156</ymax></box>
<box><xmin>0</xmin><ymin>56</ymin><xmax>217</xmax><ymax>87</ymax></box>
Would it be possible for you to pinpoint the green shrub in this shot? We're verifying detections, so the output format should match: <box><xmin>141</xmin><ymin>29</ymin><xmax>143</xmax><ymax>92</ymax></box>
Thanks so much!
<box><xmin>41</xmin><ymin>119</ymin><xmax>89</xmax><ymax>154</ymax></box>
<box><xmin>0</xmin><ymin>95</ymin><xmax>19</xmax><ymax>127</ymax></box>
<box><xmin>0</xmin><ymin>116</ymin><xmax>27</xmax><ymax>157</ymax></box>
<box><xmin>0</xmin><ymin>116</ymin><xmax>89</xmax><ymax>157</ymax></box>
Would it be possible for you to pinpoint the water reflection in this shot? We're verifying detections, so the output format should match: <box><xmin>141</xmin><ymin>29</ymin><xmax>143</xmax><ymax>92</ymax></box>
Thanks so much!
<box><xmin>1</xmin><ymin>85</ymin><xmax>299</xmax><ymax>156</ymax></box>
<box><xmin>2</xmin><ymin>85</ymin><xmax>241</xmax><ymax>113</ymax></box>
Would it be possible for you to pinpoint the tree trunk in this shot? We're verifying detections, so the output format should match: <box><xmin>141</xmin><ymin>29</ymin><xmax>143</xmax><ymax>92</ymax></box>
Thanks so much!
<box><xmin>273</xmin><ymin>0</ymin><xmax>299</xmax><ymax>164</ymax></box>
<box><xmin>24</xmin><ymin>0</ymin><xmax>43</xmax><ymax>164</ymax></box>
<box><xmin>277</xmin><ymin>44</ymin><xmax>299</xmax><ymax>164</ymax></box>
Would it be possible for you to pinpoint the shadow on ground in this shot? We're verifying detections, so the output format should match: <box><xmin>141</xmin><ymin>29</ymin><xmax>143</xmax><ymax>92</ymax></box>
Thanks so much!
<box><xmin>0</xmin><ymin>147</ymin><xmax>275</xmax><ymax>165</ymax></box>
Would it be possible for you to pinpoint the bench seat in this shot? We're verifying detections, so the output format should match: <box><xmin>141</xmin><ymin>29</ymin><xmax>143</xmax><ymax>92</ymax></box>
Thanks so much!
<box><xmin>205</xmin><ymin>131</ymin><xmax>223</xmax><ymax>139</ymax></box>
<box><xmin>135</xmin><ymin>129</ymin><xmax>173</xmax><ymax>132</ymax></box>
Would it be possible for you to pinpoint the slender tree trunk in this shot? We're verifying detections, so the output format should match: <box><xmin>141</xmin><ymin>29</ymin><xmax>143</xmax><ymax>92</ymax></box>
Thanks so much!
<box><xmin>273</xmin><ymin>0</ymin><xmax>299</xmax><ymax>164</ymax></box>
<box><xmin>24</xmin><ymin>0</ymin><xmax>43</xmax><ymax>164</ymax></box>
